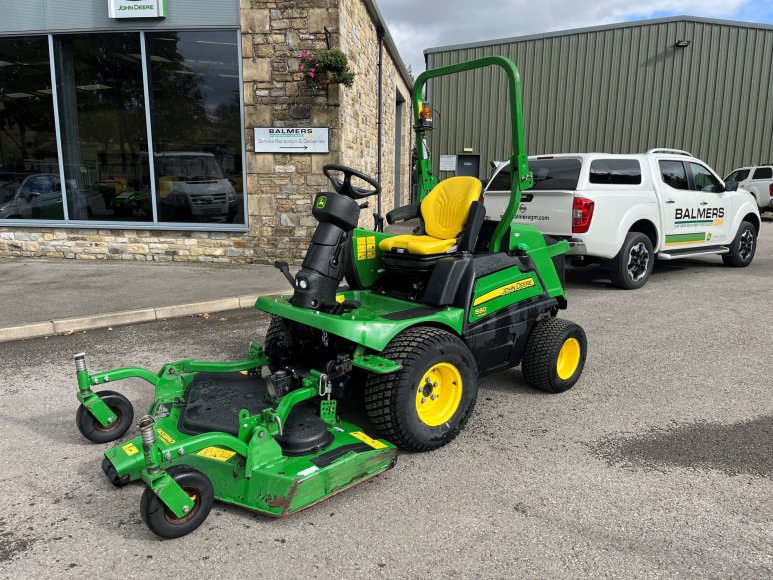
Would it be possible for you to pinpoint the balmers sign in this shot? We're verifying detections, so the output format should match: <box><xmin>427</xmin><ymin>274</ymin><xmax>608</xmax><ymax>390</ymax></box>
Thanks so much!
<box><xmin>254</xmin><ymin>127</ymin><xmax>329</xmax><ymax>153</ymax></box>
<box><xmin>675</xmin><ymin>207</ymin><xmax>725</xmax><ymax>220</ymax></box>
<box><xmin>108</xmin><ymin>0</ymin><xmax>167</xmax><ymax>18</ymax></box>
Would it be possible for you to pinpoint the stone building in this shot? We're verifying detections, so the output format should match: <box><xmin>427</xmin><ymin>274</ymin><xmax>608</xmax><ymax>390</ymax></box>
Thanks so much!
<box><xmin>0</xmin><ymin>0</ymin><xmax>412</xmax><ymax>264</ymax></box>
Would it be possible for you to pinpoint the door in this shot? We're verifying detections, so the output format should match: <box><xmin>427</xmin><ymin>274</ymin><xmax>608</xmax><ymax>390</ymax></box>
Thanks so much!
<box><xmin>688</xmin><ymin>162</ymin><xmax>731</xmax><ymax>245</ymax></box>
<box><xmin>657</xmin><ymin>159</ymin><xmax>704</xmax><ymax>249</ymax></box>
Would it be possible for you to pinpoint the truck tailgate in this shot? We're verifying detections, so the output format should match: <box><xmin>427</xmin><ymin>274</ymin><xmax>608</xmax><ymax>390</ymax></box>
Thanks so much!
<box><xmin>484</xmin><ymin>189</ymin><xmax>575</xmax><ymax>236</ymax></box>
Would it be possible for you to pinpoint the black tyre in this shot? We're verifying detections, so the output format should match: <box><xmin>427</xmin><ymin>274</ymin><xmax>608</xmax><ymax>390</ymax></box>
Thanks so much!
<box><xmin>610</xmin><ymin>232</ymin><xmax>654</xmax><ymax>290</ymax></box>
<box><xmin>522</xmin><ymin>318</ymin><xmax>587</xmax><ymax>393</ymax></box>
<box><xmin>76</xmin><ymin>390</ymin><xmax>134</xmax><ymax>443</ymax></box>
<box><xmin>364</xmin><ymin>326</ymin><xmax>478</xmax><ymax>452</ymax></box>
<box><xmin>722</xmin><ymin>221</ymin><xmax>757</xmax><ymax>267</ymax></box>
<box><xmin>140</xmin><ymin>466</ymin><xmax>214</xmax><ymax>539</ymax></box>
<box><xmin>102</xmin><ymin>457</ymin><xmax>127</xmax><ymax>487</ymax></box>
<box><xmin>265</xmin><ymin>315</ymin><xmax>294</xmax><ymax>371</ymax></box>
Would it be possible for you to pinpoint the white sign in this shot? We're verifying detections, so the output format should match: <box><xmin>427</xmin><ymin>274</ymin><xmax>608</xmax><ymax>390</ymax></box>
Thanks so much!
<box><xmin>439</xmin><ymin>154</ymin><xmax>457</xmax><ymax>171</ymax></box>
<box><xmin>254</xmin><ymin>127</ymin><xmax>329</xmax><ymax>154</ymax></box>
<box><xmin>108</xmin><ymin>0</ymin><xmax>167</xmax><ymax>18</ymax></box>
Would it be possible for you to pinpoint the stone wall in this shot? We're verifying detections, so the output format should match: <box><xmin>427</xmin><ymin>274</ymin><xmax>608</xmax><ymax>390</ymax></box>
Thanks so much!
<box><xmin>0</xmin><ymin>228</ymin><xmax>252</xmax><ymax>262</ymax></box>
<box><xmin>0</xmin><ymin>0</ymin><xmax>412</xmax><ymax>265</ymax></box>
<box><xmin>338</xmin><ymin>0</ymin><xmax>412</xmax><ymax>226</ymax></box>
<box><xmin>242</xmin><ymin>0</ymin><xmax>341</xmax><ymax>263</ymax></box>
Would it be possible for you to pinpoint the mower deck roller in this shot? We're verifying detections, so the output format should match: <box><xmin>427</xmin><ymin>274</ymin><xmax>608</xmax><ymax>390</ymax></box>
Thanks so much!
<box><xmin>74</xmin><ymin>56</ymin><xmax>586</xmax><ymax>538</ymax></box>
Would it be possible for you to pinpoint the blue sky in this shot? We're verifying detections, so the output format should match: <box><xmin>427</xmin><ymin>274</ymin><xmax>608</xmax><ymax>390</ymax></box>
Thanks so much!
<box><xmin>380</xmin><ymin>1</ymin><xmax>773</xmax><ymax>74</ymax></box>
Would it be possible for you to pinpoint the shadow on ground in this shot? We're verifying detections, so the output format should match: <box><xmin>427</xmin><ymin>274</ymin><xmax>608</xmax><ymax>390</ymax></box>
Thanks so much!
<box><xmin>593</xmin><ymin>416</ymin><xmax>773</xmax><ymax>478</ymax></box>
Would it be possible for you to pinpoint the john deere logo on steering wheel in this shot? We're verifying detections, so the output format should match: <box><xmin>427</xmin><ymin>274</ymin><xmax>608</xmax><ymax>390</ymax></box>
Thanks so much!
<box><xmin>316</xmin><ymin>196</ymin><xmax>327</xmax><ymax>209</ymax></box>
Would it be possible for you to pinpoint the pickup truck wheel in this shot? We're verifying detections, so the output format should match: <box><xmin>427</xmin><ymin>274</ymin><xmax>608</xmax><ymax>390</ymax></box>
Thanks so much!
<box><xmin>722</xmin><ymin>221</ymin><xmax>757</xmax><ymax>267</ymax></box>
<box><xmin>610</xmin><ymin>232</ymin><xmax>654</xmax><ymax>290</ymax></box>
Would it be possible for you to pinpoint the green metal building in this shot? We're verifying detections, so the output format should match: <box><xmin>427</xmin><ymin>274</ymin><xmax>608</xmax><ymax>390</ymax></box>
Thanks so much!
<box><xmin>424</xmin><ymin>16</ymin><xmax>773</xmax><ymax>178</ymax></box>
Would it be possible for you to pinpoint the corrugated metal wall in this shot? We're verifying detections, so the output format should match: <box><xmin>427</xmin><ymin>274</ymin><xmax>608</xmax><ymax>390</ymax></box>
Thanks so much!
<box><xmin>426</xmin><ymin>19</ymin><xmax>773</xmax><ymax>176</ymax></box>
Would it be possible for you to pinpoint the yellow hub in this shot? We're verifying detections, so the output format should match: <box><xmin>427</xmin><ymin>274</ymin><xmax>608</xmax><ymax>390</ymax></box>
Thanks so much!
<box><xmin>415</xmin><ymin>362</ymin><xmax>463</xmax><ymax>427</ymax></box>
<box><xmin>556</xmin><ymin>337</ymin><xmax>581</xmax><ymax>380</ymax></box>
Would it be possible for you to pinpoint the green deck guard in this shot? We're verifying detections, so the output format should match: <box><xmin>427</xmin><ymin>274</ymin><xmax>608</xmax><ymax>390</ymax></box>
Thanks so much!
<box><xmin>256</xmin><ymin>290</ymin><xmax>464</xmax><ymax>351</ymax></box>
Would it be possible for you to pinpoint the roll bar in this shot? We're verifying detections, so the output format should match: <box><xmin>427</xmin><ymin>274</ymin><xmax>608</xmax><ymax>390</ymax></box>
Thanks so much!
<box><xmin>412</xmin><ymin>56</ymin><xmax>533</xmax><ymax>253</ymax></box>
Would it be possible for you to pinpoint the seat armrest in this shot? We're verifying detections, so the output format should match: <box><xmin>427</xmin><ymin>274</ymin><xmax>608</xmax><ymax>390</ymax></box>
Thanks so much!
<box><xmin>386</xmin><ymin>203</ymin><xmax>420</xmax><ymax>224</ymax></box>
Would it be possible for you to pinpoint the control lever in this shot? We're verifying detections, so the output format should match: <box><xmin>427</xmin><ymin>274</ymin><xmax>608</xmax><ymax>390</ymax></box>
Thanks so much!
<box><xmin>373</xmin><ymin>212</ymin><xmax>384</xmax><ymax>232</ymax></box>
<box><xmin>273</xmin><ymin>261</ymin><xmax>295</xmax><ymax>287</ymax></box>
<box><xmin>359</xmin><ymin>201</ymin><xmax>369</xmax><ymax>209</ymax></box>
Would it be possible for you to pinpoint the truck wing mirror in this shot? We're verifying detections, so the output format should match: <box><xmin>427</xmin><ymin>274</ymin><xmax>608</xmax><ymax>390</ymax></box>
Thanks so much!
<box><xmin>724</xmin><ymin>179</ymin><xmax>738</xmax><ymax>192</ymax></box>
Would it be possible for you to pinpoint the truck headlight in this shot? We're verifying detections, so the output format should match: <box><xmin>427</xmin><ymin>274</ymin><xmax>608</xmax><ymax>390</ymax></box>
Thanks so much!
<box><xmin>227</xmin><ymin>190</ymin><xmax>236</xmax><ymax>202</ymax></box>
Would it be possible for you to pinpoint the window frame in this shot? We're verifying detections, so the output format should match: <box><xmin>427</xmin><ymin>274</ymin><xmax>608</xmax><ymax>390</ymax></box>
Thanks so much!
<box><xmin>752</xmin><ymin>166</ymin><xmax>773</xmax><ymax>180</ymax></box>
<box><xmin>725</xmin><ymin>169</ymin><xmax>750</xmax><ymax>183</ymax></box>
<box><xmin>588</xmin><ymin>158</ymin><xmax>643</xmax><ymax>186</ymax></box>
<box><xmin>687</xmin><ymin>162</ymin><xmax>723</xmax><ymax>193</ymax></box>
<box><xmin>658</xmin><ymin>160</ymin><xmax>690</xmax><ymax>191</ymax></box>
<box><xmin>0</xmin><ymin>29</ymin><xmax>247</xmax><ymax>232</ymax></box>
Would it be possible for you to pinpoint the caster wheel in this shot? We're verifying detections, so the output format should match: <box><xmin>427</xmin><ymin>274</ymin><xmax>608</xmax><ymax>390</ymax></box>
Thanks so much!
<box><xmin>140</xmin><ymin>466</ymin><xmax>214</xmax><ymax>539</ymax></box>
<box><xmin>76</xmin><ymin>390</ymin><xmax>134</xmax><ymax>443</ymax></box>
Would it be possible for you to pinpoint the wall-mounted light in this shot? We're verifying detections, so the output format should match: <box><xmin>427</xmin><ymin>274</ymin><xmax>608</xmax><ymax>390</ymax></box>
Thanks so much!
<box><xmin>674</xmin><ymin>40</ymin><xmax>691</xmax><ymax>48</ymax></box>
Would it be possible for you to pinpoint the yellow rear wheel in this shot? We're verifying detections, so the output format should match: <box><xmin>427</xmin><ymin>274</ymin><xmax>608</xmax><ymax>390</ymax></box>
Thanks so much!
<box><xmin>556</xmin><ymin>338</ymin><xmax>581</xmax><ymax>380</ymax></box>
<box><xmin>415</xmin><ymin>363</ymin><xmax>463</xmax><ymax>427</ymax></box>
<box><xmin>522</xmin><ymin>318</ymin><xmax>586</xmax><ymax>393</ymax></box>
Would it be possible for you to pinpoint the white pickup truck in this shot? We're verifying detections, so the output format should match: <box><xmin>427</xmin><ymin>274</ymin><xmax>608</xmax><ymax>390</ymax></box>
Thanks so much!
<box><xmin>724</xmin><ymin>164</ymin><xmax>773</xmax><ymax>214</ymax></box>
<box><xmin>483</xmin><ymin>149</ymin><xmax>761</xmax><ymax>289</ymax></box>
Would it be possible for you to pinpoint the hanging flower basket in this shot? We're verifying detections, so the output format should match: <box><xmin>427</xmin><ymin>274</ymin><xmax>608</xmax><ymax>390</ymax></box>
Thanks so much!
<box><xmin>298</xmin><ymin>48</ymin><xmax>355</xmax><ymax>94</ymax></box>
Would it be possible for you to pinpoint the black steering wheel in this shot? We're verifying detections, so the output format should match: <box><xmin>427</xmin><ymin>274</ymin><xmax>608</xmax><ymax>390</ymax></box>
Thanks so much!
<box><xmin>322</xmin><ymin>164</ymin><xmax>381</xmax><ymax>200</ymax></box>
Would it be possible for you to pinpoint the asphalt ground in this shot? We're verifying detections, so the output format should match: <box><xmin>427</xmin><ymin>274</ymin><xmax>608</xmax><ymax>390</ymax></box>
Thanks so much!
<box><xmin>0</xmin><ymin>258</ymin><xmax>287</xmax><ymax>328</ymax></box>
<box><xmin>0</xmin><ymin>221</ymin><xmax>771</xmax><ymax>578</ymax></box>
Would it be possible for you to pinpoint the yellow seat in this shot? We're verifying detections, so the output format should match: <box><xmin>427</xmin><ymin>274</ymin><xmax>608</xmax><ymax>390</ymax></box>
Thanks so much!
<box><xmin>379</xmin><ymin>176</ymin><xmax>482</xmax><ymax>255</ymax></box>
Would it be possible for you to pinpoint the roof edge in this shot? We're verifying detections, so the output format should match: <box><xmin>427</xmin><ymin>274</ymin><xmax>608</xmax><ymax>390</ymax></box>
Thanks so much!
<box><xmin>424</xmin><ymin>15</ymin><xmax>773</xmax><ymax>55</ymax></box>
<box><xmin>362</xmin><ymin>0</ymin><xmax>413</xmax><ymax>88</ymax></box>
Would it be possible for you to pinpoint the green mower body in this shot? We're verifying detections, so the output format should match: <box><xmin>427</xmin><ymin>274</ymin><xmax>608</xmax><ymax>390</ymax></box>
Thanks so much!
<box><xmin>74</xmin><ymin>56</ymin><xmax>587</xmax><ymax>539</ymax></box>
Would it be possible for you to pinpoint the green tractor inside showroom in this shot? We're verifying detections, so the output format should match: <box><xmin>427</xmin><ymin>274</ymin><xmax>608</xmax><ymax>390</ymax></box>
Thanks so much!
<box><xmin>74</xmin><ymin>56</ymin><xmax>587</xmax><ymax>538</ymax></box>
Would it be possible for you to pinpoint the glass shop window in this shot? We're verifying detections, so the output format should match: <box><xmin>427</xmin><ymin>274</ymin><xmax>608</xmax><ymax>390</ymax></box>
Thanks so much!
<box><xmin>0</xmin><ymin>37</ymin><xmax>63</xmax><ymax>221</ymax></box>
<box><xmin>146</xmin><ymin>30</ymin><xmax>244</xmax><ymax>225</ymax></box>
<box><xmin>55</xmin><ymin>33</ymin><xmax>151</xmax><ymax>222</ymax></box>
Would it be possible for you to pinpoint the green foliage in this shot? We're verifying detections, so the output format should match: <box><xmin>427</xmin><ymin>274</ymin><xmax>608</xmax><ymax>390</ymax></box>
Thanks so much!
<box><xmin>298</xmin><ymin>48</ymin><xmax>356</xmax><ymax>92</ymax></box>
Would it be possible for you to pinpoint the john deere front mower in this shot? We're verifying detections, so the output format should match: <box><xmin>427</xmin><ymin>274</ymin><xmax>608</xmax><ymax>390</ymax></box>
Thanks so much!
<box><xmin>74</xmin><ymin>56</ymin><xmax>586</xmax><ymax>538</ymax></box>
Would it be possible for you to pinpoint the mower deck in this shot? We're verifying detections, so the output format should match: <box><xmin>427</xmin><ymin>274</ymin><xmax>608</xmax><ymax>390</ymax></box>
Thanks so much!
<box><xmin>90</xmin><ymin>365</ymin><xmax>396</xmax><ymax>521</ymax></box>
<box><xmin>179</xmin><ymin>372</ymin><xmax>270</xmax><ymax>436</ymax></box>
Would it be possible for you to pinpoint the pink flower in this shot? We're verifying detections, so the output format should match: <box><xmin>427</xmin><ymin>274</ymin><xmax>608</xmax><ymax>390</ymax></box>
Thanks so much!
<box><xmin>309</xmin><ymin>68</ymin><xmax>316</xmax><ymax>78</ymax></box>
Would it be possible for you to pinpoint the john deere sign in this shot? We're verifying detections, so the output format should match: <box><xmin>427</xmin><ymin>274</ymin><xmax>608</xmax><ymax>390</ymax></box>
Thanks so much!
<box><xmin>108</xmin><ymin>0</ymin><xmax>167</xmax><ymax>18</ymax></box>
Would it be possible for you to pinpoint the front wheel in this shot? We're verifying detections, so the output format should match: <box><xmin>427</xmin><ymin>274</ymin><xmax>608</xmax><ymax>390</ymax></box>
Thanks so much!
<box><xmin>722</xmin><ymin>221</ymin><xmax>757</xmax><ymax>267</ymax></box>
<box><xmin>264</xmin><ymin>315</ymin><xmax>294</xmax><ymax>371</ymax></box>
<box><xmin>75</xmin><ymin>390</ymin><xmax>134</xmax><ymax>443</ymax></box>
<box><xmin>522</xmin><ymin>318</ymin><xmax>587</xmax><ymax>393</ymax></box>
<box><xmin>140</xmin><ymin>466</ymin><xmax>214</xmax><ymax>539</ymax></box>
<box><xmin>364</xmin><ymin>327</ymin><xmax>478</xmax><ymax>451</ymax></box>
<box><xmin>610</xmin><ymin>232</ymin><xmax>654</xmax><ymax>290</ymax></box>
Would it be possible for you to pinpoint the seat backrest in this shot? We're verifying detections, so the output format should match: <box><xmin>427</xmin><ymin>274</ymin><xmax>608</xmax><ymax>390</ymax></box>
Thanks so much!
<box><xmin>420</xmin><ymin>176</ymin><xmax>482</xmax><ymax>240</ymax></box>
